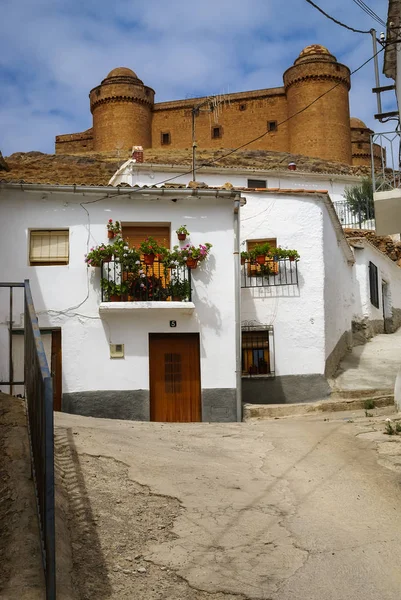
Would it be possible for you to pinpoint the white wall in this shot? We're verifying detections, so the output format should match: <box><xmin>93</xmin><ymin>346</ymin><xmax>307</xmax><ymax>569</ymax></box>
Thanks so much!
<box><xmin>113</xmin><ymin>163</ymin><xmax>359</xmax><ymax>205</ymax></box>
<box><xmin>322</xmin><ymin>205</ymin><xmax>354</xmax><ymax>361</ymax></box>
<box><xmin>352</xmin><ymin>240</ymin><xmax>401</xmax><ymax>324</ymax></box>
<box><xmin>0</xmin><ymin>188</ymin><xmax>237</xmax><ymax>394</ymax></box>
<box><xmin>240</xmin><ymin>191</ymin><xmax>327</xmax><ymax>376</ymax></box>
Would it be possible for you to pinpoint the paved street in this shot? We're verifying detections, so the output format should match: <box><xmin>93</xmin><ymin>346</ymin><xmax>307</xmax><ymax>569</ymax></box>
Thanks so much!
<box><xmin>55</xmin><ymin>410</ymin><xmax>401</xmax><ymax>600</ymax></box>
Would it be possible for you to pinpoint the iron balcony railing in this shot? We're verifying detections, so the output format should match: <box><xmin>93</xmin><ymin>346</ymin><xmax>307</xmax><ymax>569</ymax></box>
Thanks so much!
<box><xmin>241</xmin><ymin>258</ymin><xmax>298</xmax><ymax>288</ymax></box>
<box><xmin>0</xmin><ymin>281</ymin><xmax>55</xmax><ymax>599</ymax></box>
<box><xmin>333</xmin><ymin>200</ymin><xmax>375</xmax><ymax>230</ymax></box>
<box><xmin>101</xmin><ymin>258</ymin><xmax>192</xmax><ymax>302</ymax></box>
<box><xmin>371</xmin><ymin>130</ymin><xmax>401</xmax><ymax>193</ymax></box>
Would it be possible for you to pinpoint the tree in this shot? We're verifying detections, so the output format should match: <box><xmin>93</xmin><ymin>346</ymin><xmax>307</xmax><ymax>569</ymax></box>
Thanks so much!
<box><xmin>343</xmin><ymin>177</ymin><xmax>374</xmax><ymax>223</ymax></box>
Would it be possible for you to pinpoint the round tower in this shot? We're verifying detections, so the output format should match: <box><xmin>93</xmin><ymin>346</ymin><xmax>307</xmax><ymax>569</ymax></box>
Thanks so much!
<box><xmin>89</xmin><ymin>67</ymin><xmax>154</xmax><ymax>152</ymax></box>
<box><xmin>283</xmin><ymin>45</ymin><xmax>352</xmax><ymax>164</ymax></box>
<box><xmin>350</xmin><ymin>117</ymin><xmax>381</xmax><ymax>169</ymax></box>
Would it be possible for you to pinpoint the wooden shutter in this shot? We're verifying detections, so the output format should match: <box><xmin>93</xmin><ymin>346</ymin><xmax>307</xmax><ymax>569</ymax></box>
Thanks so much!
<box><xmin>30</xmin><ymin>230</ymin><xmax>69</xmax><ymax>265</ymax></box>
<box><xmin>369</xmin><ymin>261</ymin><xmax>379</xmax><ymax>308</ymax></box>
<box><xmin>122</xmin><ymin>226</ymin><xmax>170</xmax><ymax>250</ymax></box>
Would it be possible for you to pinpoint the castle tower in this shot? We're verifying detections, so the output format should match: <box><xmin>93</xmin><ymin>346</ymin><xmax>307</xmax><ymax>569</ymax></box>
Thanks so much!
<box><xmin>350</xmin><ymin>117</ymin><xmax>382</xmax><ymax>169</ymax></box>
<box><xmin>283</xmin><ymin>45</ymin><xmax>352</xmax><ymax>164</ymax></box>
<box><xmin>89</xmin><ymin>67</ymin><xmax>155</xmax><ymax>152</ymax></box>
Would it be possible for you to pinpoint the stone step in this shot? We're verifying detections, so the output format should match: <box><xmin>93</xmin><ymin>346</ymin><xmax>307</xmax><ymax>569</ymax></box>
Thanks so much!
<box><xmin>243</xmin><ymin>394</ymin><xmax>394</xmax><ymax>421</ymax></box>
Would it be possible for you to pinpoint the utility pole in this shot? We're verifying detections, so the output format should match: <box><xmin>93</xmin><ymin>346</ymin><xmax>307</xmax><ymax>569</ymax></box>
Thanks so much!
<box><xmin>191</xmin><ymin>95</ymin><xmax>228</xmax><ymax>181</ymax></box>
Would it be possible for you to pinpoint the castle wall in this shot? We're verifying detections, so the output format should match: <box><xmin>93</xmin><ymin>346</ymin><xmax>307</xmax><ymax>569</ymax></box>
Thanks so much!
<box><xmin>151</xmin><ymin>89</ymin><xmax>290</xmax><ymax>152</ymax></box>
<box><xmin>92</xmin><ymin>100</ymin><xmax>153</xmax><ymax>152</ymax></box>
<box><xmin>284</xmin><ymin>61</ymin><xmax>352</xmax><ymax>164</ymax></box>
<box><xmin>55</xmin><ymin>129</ymin><xmax>94</xmax><ymax>155</ymax></box>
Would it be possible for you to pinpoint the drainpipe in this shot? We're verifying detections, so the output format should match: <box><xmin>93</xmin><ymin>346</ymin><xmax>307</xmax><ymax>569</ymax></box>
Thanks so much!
<box><xmin>234</xmin><ymin>199</ymin><xmax>242</xmax><ymax>422</ymax></box>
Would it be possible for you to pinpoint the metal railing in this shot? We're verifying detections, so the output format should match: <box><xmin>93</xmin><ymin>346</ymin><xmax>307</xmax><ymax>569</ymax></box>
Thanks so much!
<box><xmin>241</xmin><ymin>258</ymin><xmax>298</xmax><ymax>288</ymax></box>
<box><xmin>371</xmin><ymin>130</ymin><xmax>401</xmax><ymax>192</ymax></box>
<box><xmin>24</xmin><ymin>280</ymin><xmax>55</xmax><ymax>599</ymax></box>
<box><xmin>333</xmin><ymin>200</ymin><xmax>375</xmax><ymax>230</ymax></box>
<box><xmin>0</xmin><ymin>280</ymin><xmax>55</xmax><ymax>599</ymax></box>
<box><xmin>101</xmin><ymin>258</ymin><xmax>192</xmax><ymax>302</ymax></box>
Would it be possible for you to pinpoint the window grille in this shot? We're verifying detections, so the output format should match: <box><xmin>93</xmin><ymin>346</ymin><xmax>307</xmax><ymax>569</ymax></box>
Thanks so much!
<box><xmin>241</xmin><ymin>325</ymin><xmax>274</xmax><ymax>377</ymax></box>
<box><xmin>369</xmin><ymin>261</ymin><xmax>379</xmax><ymax>308</ymax></box>
<box><xmin>29</xmin><ymin>230</ymin><xmax>69</xmax><ymax>265</ymax></box>
<box><xmin>247</xmin><ymin>179</ymin><xmax>267</xmax><ymax>189</ymax></box>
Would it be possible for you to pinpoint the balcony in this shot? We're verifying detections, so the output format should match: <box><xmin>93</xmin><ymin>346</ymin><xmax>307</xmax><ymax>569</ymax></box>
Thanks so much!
<box><xmin>99</xmin><ymin>258</ymin><xmax>195</xmax><ymax>313</ymax></box>
<box><xmin>371</xmin><ymin>131</ymin><xmax>401</xmax><ymax>236</ymax></box>
<box><xmin>241</xmin><ymin>258</ymin><xmax>298</xmax><ymax>288</ymax></box>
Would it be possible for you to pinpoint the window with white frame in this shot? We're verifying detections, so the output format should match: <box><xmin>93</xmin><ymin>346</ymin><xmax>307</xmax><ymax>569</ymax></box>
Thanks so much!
<box><xmin>29</xmin><ymin>230</ymin><xmax>69</xmax><ymax>266</ymax></box>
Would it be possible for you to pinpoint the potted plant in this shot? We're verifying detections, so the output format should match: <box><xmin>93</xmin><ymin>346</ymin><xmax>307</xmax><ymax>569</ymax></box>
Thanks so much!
<box><xmin>139</xmin><ymin>237</ymin><xmax>160</xmax><ymax>265</ymax></box>
<box><xmin>85</xmin><ymin>244</ymin><xmax>113</xmax><ymax>267</ymax></box>
<box><xmin>181</xmin><ymin>243</ymin><xmax>212</xmax><ymax>269</ymax></box>
<box><xmin>251</xmin><ymin>242</ymin><xmax>271</xmax><ymax>265</ymax></box>
<box><xmin>258</xmin><ymin>359</ymin><xmax>268</xmax><ymax>375</ymax></box>
<box><xmin>101</xmin><ymin>280</ymin><xmax>128</xmax><ymax>302</ymax></box>
<box><xmin>176</xmin><ymin>225</ymin><xmax>190</xmax><ymax>241</ymax></box>
<box><xmin>249</xmin><ymin>365</ymin><xmax>258</xmax><ymax>375</ymax></box>
<box><xmin>107</xmin><ymin>219</ymin><xmax>121</xmax><ymax>239</ymax></box>
<box><xmin>287</xmin><ymin>249</ymin><xmax>300</xmax><ymax>262</ymax></box>
<box><xmin>168</xmin><ymin>278</ymin><xmax>191</xmax><ymax>301</ymax></box>
<box><xmin>241</xmin><ymin>251</ymin><xmax>249</xmax><ymax>266</ymax></box>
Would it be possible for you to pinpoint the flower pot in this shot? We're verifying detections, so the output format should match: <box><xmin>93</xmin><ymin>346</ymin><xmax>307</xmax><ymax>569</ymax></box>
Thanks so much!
<box><xmin>103</xmin><ymin>255</ymin><xmax>113</xmax><ymax>263</ymax></box>
<box><xmin>107</xmin><ymin>230</ymin><xmax>115</xmax><ymax>239</ymax></box>
<box><xmin>178</xmin><ymin>233</ymin><xmax>187</xmax><ymax>241</ymax></box>
<box><xmin>256</xmin><ymin>255</ymin><xmax>266</xmax><ymax>265</ymax></box>
<box><xmin>249</xmin><ymin>365</ymin><xmax>258</xmax><ymax>375</ymax></box>
<box><xmin>110</xmin><ymin>294</ymin><xmax>121</xmax><ymax>302</ymax></box>
<box><xmin>143</xmin><ymin>253</ymin><xmax>155</xmax><ymax>265</ymax></box>
<box><xmin>241</xmin><ymin>258</ymin><xmax>246</xmax><ymax>265</ymax></box>
<box><xmin>127</xmin><ymin>295</ymin><xmax>134</xmax><ymax>302</ymax></box>
<box><xmin>289</xmin><ymin>256</ymin><xmax>295</xmax><ymax>262</ymax></box>
<box><xmin>186</xmin><ymin>257</ymin><xmax>198</xmax><ymax>269</ymax></box>
<box><xmin>172</xmin><ymin>296</ymin><xmax>181</xmax><ymax>302</ymax></box>
<box><xmin>259</xmin><ymin>364</ymin><xmax>268</xmax><ymax>375</ymax></box>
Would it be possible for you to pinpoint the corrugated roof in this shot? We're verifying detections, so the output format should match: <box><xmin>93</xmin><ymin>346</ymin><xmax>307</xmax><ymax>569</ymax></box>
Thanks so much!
<box><xmin>1</xmin><ymin>149</ymin><xmax>368</xmax><ymax>187</ymax></box>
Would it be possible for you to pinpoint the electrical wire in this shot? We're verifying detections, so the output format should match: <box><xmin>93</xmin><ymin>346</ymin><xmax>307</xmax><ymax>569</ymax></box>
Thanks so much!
<box><xmin>305</xmin><ymin>0</ymin><xmax>373</xmax><ymax>34</ymax></box>
<box><xmin>351</xmin><ymin>0</ymin><xmax>386</xmax><ymax>27</ymax></box>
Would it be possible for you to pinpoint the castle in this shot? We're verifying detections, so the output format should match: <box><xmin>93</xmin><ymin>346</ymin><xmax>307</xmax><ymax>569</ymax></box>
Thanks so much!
<box><xmin>55</xmin><ymin>44</ymin><xmax>380</xmax><ymax>167</ymax></box>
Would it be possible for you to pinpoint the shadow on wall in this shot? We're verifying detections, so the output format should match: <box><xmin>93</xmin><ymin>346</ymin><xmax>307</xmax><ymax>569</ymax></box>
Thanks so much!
<box><xmin>55</xmin><ymin>427</ymin><xmax>112</xmax><ymax>598</ymax></box>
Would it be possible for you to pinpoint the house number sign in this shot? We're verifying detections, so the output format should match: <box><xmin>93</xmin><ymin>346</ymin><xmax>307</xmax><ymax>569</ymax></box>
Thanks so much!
<box><xmin>170</xmin><ymin>320</ymin><xmax>177</xmax><ymax>328</ymax></box>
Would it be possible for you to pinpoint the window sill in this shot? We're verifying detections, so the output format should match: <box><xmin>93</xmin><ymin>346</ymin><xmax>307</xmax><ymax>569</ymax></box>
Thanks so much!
<box><xmin>241</xmin><ymin>374</ymin><xmax>275</xmax><ymax>379</ymax></box>
<box><xmin>99</xmin><ymin>301</ymin><xmax>195</xmax><ymax>314</ymax></box>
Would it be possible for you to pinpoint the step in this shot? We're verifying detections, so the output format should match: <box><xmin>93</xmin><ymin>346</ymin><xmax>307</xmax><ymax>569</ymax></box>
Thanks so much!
<box><xmin>243</xmin><ymin>394</ymin><xmax>394</xmax><ymax>421</ymax></box>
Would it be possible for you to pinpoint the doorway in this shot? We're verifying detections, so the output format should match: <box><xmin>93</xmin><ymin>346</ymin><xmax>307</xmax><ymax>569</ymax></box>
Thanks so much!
<box><xmin>149</xmin><ymin>333</ymin><xmax>201</xmax><ymax>422</ymax></box>
<box><xmin>382</xmin><ymin>281</ymin><xmax>391</xmax><ymax>334</ymax></box>
<box><xmin>51</xmin><ymin>329</ymin><xmax>62</xmax><ymax>411</ymax></box>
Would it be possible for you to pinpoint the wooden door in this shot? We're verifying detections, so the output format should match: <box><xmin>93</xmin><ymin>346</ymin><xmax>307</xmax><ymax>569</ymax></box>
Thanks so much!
<box><xmin>149</xmin><ymin>333</ymin><xmax>201</xmax><ymax>422</ymax></box>
<box><xmin>51</xmin><ymin>330</ymin><xmax>62</xmax><ymax>411</ymax></box>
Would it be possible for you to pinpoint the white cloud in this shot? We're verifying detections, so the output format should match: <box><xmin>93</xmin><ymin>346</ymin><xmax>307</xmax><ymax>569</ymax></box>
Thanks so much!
<box><xmin>0</xmin><ymin>0</ymin><xmax>393</xmax><ymax>155</ymax></box>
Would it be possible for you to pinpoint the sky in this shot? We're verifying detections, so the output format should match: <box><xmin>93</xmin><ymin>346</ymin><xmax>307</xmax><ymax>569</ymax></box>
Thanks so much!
<box><xmin>0</xmin><ymin>0</ymin><xmax>394</xmax><ymax>156</ymax></box>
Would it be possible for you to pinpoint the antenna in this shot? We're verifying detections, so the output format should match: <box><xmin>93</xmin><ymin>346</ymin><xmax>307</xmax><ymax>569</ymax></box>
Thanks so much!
<box><xmin>191</xmin><ymin>94</ymin><xmax>229</xmax><ymax>181</ymax></box>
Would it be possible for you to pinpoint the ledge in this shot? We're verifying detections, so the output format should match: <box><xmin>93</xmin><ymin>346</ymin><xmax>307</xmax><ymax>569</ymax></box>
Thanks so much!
<box><xmin>99</xmin><ymin>301</ymin><xmax>195</xmax><ymax>314</ymax></box>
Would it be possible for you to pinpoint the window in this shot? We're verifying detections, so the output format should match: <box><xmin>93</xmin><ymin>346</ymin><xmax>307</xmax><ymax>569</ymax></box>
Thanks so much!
<box><xmin>239</xmin><ymin>103</ymin><xmax>247</xmax><ymax>111</ymax></box>
<box><xmin>242</xmin><ymin>326</ymin><xmax>274</xmax><ymax>376</ymax></box>
<box><xmin>369</xmin><ymin>261</ymin><xmax>379</xmax><ymax>308</ymax></box>
<box><xmin>212</xmin><ymin>126</ymin><xmax>222</xmax><ymax>139</ymax></box>
<box><xmin>161</xmin><ymin>132</ymin><xmax>171</xmax><ymax>145</ymax></box>
<box><xmin>267</xmin><ymin>121</ymin><xmax>277</xmax><ymax>132</ymax></box>
<box><xmin>29</xmin><ymin>230</ymin><xmax>69</xmax><ymax>265</ymax></box>
<box><xmin>247</xmin><ymin>238</ymin><xmax>278</xmax><ymax>276</ymax></box>
<box><xmin>247</xmin><ymin>179</ymin><xmax>267</xmax><ymax>189</ymax></box>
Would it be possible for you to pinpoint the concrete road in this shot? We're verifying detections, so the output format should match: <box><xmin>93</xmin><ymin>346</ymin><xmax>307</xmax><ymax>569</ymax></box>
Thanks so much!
<box><xmin>55</xmin><ymin>412</ymin><xmax>401</xmax><ymax>600</ymax></box>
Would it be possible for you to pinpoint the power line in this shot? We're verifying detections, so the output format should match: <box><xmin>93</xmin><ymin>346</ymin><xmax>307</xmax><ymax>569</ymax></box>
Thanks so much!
<box><xmin>351</xmin><ymin>0</ymin><xmax>386</xmax><ymax>27</ymax></box>
<box><xmin>200</xmin><ymin>45</ymin><xmax>385</xmax><ymax>169</ymax></box>
<box><xmin>305</xmin><ymin>0</ymin><xmax>373</xmax><ymax>34</ymax></box>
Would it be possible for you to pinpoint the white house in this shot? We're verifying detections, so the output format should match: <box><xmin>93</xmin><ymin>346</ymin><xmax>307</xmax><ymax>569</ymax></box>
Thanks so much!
<box><xmin>0</xmin><ymin>181</ymin><xmax>244</xmax><ymax>422</ymax></box>
<box><xmin>110</xmin><ymin>158</ymin><xmax>401</xmax><ymax>404</ymax></box>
